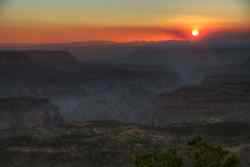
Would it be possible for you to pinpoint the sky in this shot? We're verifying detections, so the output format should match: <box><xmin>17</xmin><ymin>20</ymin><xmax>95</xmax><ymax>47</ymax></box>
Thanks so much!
<box><xmin>0</xmin><ymin>0</ymin><xmax>249</xmax><ymax>43</ymax></box>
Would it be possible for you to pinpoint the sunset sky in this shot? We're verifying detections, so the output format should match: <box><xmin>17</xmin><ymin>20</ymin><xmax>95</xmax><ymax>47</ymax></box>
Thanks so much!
<box><xmin>0</xmin><ymin>0</ymin><xmax>249</xmax><ymax>43</ymax></box>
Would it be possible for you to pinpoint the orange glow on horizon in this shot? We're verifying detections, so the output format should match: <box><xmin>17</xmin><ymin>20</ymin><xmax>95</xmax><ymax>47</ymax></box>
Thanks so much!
<box><xmin>0</xmin><ymin>24</ymin><xmax>187</xmax><ymax>44</ymax></box>
<box><xmin>0</xmin><ymin>21</ymin><xmax>249</xmax><ymax>44</ymax></box>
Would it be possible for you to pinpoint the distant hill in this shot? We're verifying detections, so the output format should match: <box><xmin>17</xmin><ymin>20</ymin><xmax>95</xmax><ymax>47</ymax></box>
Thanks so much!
<box><xmin>0</xmin><ymin>50</ymin><xmax>179</xmax><ymax>84</ymax></box>
<box><xmin>0</xmin><ymin>50</ymin><xmax>82</xmax><ymax>83</ymax></box>
<box><xmin>0</xmin><ymin>51</ymin><xmax>31</xmax><ymax>64</ymax></box>
<box><xmin>0</xmin><ymin>50</ymin><xmax>76</xmax><ymax>63</ymax></box>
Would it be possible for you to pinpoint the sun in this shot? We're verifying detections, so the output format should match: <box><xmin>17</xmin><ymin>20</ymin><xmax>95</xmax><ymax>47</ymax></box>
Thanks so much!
<box><xmin>192</xmin><ymin>29</ymin><xmax>199</xmax><ymax>37</ymax></box>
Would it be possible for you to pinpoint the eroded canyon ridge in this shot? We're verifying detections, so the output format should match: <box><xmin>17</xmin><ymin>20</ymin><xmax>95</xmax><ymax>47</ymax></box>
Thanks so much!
<box><xmin>0</xmin><ymin>37</ymin><xmax>250</xmax><ymax>166</ymax></box>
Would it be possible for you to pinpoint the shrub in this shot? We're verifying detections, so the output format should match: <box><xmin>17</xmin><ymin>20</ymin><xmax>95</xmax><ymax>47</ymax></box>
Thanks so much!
<box><xmin>221</xmin><ymin>154</ymin><xmax>240</xmax><ymax>167</ymax></box>
<box><xmin>133</xmin><ymin>149</ymin><xmax>183</xmax><ymax>167</ymax></box>
<box><xmin>133</xmin><ymin>137</ymin><xmax>240</xmax><ymax>167</ymax></box>
<box><xmin>188</xmin><ymin>136</ymin><xmax>240</xmax><ymax>167</ymax></box>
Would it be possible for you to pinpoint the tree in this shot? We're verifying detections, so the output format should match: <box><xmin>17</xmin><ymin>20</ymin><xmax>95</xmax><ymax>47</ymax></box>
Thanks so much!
<box><xmin>188</xmin><ymin>136</ymin><xmax>240</xmax><ymax>167</ymax></box>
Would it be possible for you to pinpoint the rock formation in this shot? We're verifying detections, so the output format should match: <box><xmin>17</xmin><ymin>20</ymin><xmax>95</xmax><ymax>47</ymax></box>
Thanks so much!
<box><xmin>158</xmin><ymin>78</ymin><xmax>250</xmax><ymax>124</ymax></box>
<box><xmin>0</xmin><ymin>97</ymin><xmax>63</xmax><ymax>130</ymax></box>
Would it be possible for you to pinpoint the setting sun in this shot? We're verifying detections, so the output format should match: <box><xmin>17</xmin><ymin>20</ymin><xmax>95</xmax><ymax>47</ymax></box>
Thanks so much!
<box><xmin>192</xmin><ymin>29</ymin><xmax>200</xmax><ymax>37</ymax></box>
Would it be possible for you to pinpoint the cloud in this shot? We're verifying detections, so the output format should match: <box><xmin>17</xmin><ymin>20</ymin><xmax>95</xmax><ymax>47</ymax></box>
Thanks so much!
<box><xmin>97</xmin><ymin>26</ymin><xmax>188</xmax><ymax>40</ymax></box>
<box><xmin>0</xmin><ymin>24</ymin><xmax>189</xmax><ymax>44</ymax></box>
<box><xmin>0</xmin><ymin>0</ymin><xmax>8</xmax><ymax>15</ymax></box>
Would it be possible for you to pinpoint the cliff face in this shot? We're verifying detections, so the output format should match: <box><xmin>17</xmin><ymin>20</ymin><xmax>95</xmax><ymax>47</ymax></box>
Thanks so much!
<box><xmin>0</xmin><ymin>97</ymin><xmax>63</xmax><ymax>130</ymax></box>
<box><xmin>0</xmin><ymin>50</ymin><xmax>81</xmax><ymax>83</ymax></box>
<box><xmin>157</xmin><ymin>73</ymin><xmax>250</xmax><ymax>125</ymax></box>
<box><xmin>0</xmin><ymin>50</ymin><xmax>77</xmax><ymax>65</ymax></box>
<box><xmin>155</xmin><ymin>56</ymin><xmax>250</xmax><ymax>126</ymax></box>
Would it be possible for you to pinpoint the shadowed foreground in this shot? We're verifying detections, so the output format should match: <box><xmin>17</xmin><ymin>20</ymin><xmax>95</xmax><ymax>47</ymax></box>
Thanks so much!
<box><xmin>0</xmin><ymin>121</ymin><xmax>249</xmax><ymax>167</ymax></box>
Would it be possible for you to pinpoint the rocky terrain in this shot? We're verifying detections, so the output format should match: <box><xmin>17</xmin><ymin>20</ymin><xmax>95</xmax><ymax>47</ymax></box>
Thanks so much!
<box><xmin>0</xmin><ymin>47</ymin><xmax>249</xmax><ymax>126</ymax></box>
<box><xmin>156</xmin><ymin>56</ymin><xmax>250</xmax><ymax>126</ymax></box>
<box><xmin>0</xmin><ymin>50</ymin><xmax>80</xmax><ymax>83</ymax></box>
<box><xmin>0</xmin><ymin>50</ymin><xmax>179</xmax><ymax>124</ymax></box>
<box><xmin>0</xmin><ymin>42</ymin><xmax>250</xmax><ymax>166</ymax></box>
<box><xmin>0</xmin><ymin>121</ymin><xmax>249</xmax><ymax>167</ymax></box>
<box><xmin>157</xmin><ymin>77</ymin><xmax>250</xmax><ymax>125</ymax></box>
<box><xmin>0</xmin><ymin>97</ymin><xmax>63</xmax><ymax>130</ymax></box>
